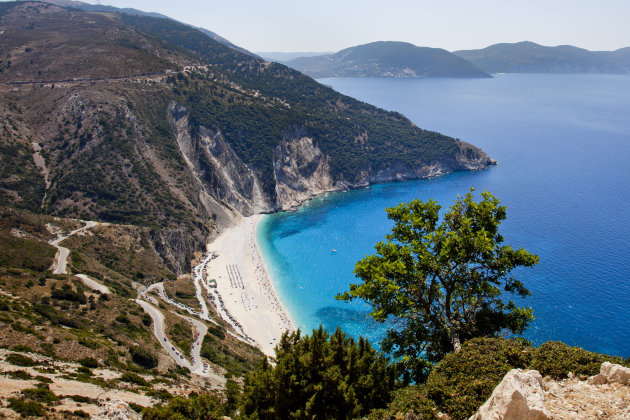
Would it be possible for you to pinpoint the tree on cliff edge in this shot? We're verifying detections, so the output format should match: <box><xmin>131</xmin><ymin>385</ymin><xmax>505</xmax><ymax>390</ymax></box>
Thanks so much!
<box><xmin>337</xmin><ymin>189</ymin><xmax>539</xmax><ymax>382</ymax></box>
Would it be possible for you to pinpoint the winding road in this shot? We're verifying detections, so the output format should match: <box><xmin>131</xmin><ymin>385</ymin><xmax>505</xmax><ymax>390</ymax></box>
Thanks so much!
<box><xmin>49</xmin><ymin>220</ymin><xmax>110</xmax><ymax>294</ymax></box>
<box><xmin>45</xmin><ymin>213</ymin><xmax>232</xmax><ymax>384</ymax></box>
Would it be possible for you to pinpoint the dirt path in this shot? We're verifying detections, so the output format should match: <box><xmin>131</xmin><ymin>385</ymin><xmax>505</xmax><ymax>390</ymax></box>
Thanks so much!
<box><xmin>48</xmin><ymin>220</ymin><xmax>111</xmax><ymax>294</ymax></box>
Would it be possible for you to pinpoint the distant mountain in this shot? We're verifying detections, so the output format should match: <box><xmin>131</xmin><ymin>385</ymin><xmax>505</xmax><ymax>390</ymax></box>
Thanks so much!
<box><xmin>41</xmin><ymin>0</ymin><xmax>257</xmax><ymax>57</ymax></box>
<box><xmin>284</xmin><ymin>41</ymin><xmax>491</xmax><ymax>79</ymax></box>
<box><xmin>257</xmin><ymin>51</ymin><xmax>334</xmax><ymax>62</ymax></box>
<box><xmin>455</xmin><ymin>41</ymin><xmax>630</xmax><ymax>74</ymax></box>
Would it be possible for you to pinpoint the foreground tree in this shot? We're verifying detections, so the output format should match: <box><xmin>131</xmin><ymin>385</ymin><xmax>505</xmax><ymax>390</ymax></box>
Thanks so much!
<box><xmin>241</xmin><ymin>327</ymin><xmax>398</xmax><ymax>419</ymax></box>
<box><xmin>338</xmin><ymin>189</ymin><xmax>538</xmax><ymax>382</ymax></box>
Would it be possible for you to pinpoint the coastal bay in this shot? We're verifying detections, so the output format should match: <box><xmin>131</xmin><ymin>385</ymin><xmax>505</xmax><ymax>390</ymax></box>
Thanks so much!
<box><xmin>258</xmin><ymin>74</ymin><xmax>630</xmax><ymax>357</ymax></box>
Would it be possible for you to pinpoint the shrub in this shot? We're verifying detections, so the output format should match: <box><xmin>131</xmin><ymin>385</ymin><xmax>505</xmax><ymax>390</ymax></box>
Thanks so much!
<box><xmin>146</xmin><ymin>389</ymin><xmax>174</xmax><ymax>401</ymax></box>
<box><xmin>66</xmin><ymin>395</ymin><xmax>94</xmax><ymax>403</ymax></box>
<box><xmin>78</xmin><ymin>357</ymin><xmax>99</xmax><ymax>368</ymax></box>
<box><xmin>142</xmin><ymin>394</ymin><xmax>224</xmax><ymax>420</ymax></box>
<box><xmin>129</xmin><ymin>345</ymin><xmax>158</xmax><ymax>369</ymax></box>
<box><xmin>51</xmin><ymin>283</ymin><xmax>87</xmax><ymax>304</ymax></box>
<box><xmin>21</xmin><ymin>386</ymin><xmax>60</xmax><ymax>404</ymax></box>
<box><xmin>8</xmin><ymin>398</ymin><xmax>46</xmax><ymax>417</ymax></box>
<box><xmin>241</xmin><ymin>327</ymin><xmax>398</xmax><ymax>419</ymax></box>
<box><xmin>425</xmin><ymin>337</ymin><xmax>532</xmax><ymax>420</ymax></box>
<box><xmin>5</xmin><ymin>353</ymin><xmax>37</xmax><ymax>367</ymax></box>
<box><xmin>370</xmin><ymin>385</ymin><xmax>438</xmax><ymax>420</ymax></box>
<box><xmin>11</xmin><ymin>344</ymin><xmax>34</xmax><ymax>353</ymax></box>
<box><xmin>120</xmin><ymin>372</ymin><xmax>149</xmax><ymax>386</ymax></box>
<box><xmin>128</xmin><ymin>402</ymin><xmax>145</xmax><ymax>414</ymax></box>
<box><xmin>9</xmin><ymin>370</ymin><xmax>33</xmax><ymax>380</ymax></box>
<box><xmin>77</xmin><ymin>366</ymin><xmax>92</xmax><ymax>375</ymax></box>
<box><xmin>530</xmin><ymin>341</ymin><xmax>625</xmax><ymax>380</ymax></box>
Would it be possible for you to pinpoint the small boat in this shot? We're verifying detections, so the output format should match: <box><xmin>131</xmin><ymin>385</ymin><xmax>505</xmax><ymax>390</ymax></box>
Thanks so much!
<box><xmin>331</xmin><ymin>249</ymin><xmax>337</xmax><ymax>253</ymax></box>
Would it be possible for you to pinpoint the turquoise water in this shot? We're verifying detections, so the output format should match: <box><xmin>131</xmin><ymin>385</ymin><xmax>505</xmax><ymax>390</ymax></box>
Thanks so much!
<box><xmin>258</xmin><ymin>74</ymin><xmax>630</xmax><ymax>357</ymax></box>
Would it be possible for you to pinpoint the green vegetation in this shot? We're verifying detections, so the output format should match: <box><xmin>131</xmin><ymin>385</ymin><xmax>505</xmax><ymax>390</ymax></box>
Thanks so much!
<box><xmin>365</xmin><ymin>337</ymin><xmax>628</xmax><ymax>420</ymax></box>
<box><xmin>120</xmin><ymin>372</ymin><xmax>149</xmax><ymax>386</ymax></box>
<box><xmin>129</xmin><ymin>345</ymin><xmax>158</xmax><ymax>369</ymax></box>
<box><xmin>200</xmin><ymin>333</ymin><xmax>264</xmax><ymax>378</ymax></box>
<box><xmin>0</xmin><ymin>230</ymin><xmax>56</xmax><ymax>272</ymax></box>
<box><xmin>6</xmin><ymin>353</ymin><xmax>37</xmax><ymax>367</ymax></box>
<box><xmin>78</xmin><ymin>357</ymin><xmax>99</xmax><ymax>368</ymax></box>
<box><xmin>241</xmin><ymin>327</ymin><xmax>398</xmax><ymax>419</ymax></box>
<box><xmin>143</xmin><ymin>393</ymin><xmax>226</xmax><ymax>420</ymax></box>
<box><xmin>530</xmin><ymin>341</ymin><xmax>625</xmax><ymax>379</ymax></box>
<box><xmin>8</xmin><ymin>370</ymin><xmax>33</xmax><ymax>380</ymax></box>
<box><xmin>168</xmin><ymin>320</ymin><xmax>194</xmax><ymax>355</ymax></box>
<box><xmin>21</xmin><ymin>385</ymin><xmax>60</xmax><ymax>404</ymax></box>
<box><xmin>8</xmin><ymin>398</ymin><xmax>46</xmax><ymax>417</ymax></box>
<box><xmin>339</xmin><ymin>190</ymin><xmax>538</xmax><ymax>381</ymax></box>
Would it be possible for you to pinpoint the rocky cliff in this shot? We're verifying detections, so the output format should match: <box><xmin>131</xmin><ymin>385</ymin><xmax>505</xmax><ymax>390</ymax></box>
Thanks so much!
<box><xmin>170</xmin><ymin>106</ymin><xmax>495</xmax><ymax>212</ymax></box>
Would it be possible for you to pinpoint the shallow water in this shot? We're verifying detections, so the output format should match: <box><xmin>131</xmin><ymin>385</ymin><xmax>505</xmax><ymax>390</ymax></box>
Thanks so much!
<box><xmin>258</xmin><ymin>74</ymin><xmax>630</xmax><ymax>357</ymax></box>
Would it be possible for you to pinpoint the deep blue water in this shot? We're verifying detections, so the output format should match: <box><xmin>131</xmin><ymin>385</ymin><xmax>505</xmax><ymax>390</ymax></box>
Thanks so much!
<box><xmin>258</xmin><ymin>74</ymin><xmax>630</xmax><ymax>357</ymax></box>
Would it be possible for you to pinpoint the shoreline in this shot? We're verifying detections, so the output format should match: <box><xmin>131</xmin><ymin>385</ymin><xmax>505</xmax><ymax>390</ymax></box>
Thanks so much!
<box><xmin>205</xmin><ymin>214</ymin><xmax>294</xmax><ymax>356</ymax></box>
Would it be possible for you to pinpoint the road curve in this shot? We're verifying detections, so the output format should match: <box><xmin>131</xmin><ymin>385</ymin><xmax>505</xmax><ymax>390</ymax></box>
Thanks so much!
<box><xmin>136</xmin><ymin>298</ymin><xmax>225</xmax><ymax>385</ymax></box>
<box><xmin>49</xmin><ymin>221</ymin><xmax>111</xmax><ymax>294</ymax></box>
<box><xmin>50</xmin><ymin>221</ymin><xmax>98</xmax><ymax>275</ymax></box>
<box><xmin>135</xmin><ymin>299</ymin><xmax>193</xmax><ymax>370</ymax></box>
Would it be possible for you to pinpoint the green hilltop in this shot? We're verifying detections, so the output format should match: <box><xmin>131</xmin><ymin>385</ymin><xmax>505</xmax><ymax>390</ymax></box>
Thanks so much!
<box><xmin>284</xmin><ymin>41</ymin><xmax>491</xmax><ymax>78</ymax></box>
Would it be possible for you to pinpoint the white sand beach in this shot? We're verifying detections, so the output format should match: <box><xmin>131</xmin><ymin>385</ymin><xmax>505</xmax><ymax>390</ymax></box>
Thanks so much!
<box><xmin>205</xmin><ymin>214</ymin><xmax>294</xmax><ymax>356</ymax></box>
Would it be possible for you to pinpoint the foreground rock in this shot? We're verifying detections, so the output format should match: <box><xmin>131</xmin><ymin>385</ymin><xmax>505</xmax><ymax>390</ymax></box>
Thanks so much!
<box><xmin>470</xmin><ymin>369</ymin><xmax>549</xmax><ymax>420</ymax></box>
<box><xmin>470</xmin><ymin>363</ymin><xmax>630</xmax><ymax>419</ymax></box>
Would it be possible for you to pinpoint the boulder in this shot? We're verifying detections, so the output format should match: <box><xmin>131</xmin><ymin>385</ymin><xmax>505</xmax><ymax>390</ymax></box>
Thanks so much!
<box><xmin>587</xmin><ymin>373</ymin><xmax>608</xmax><ymax>385</ymax></box>
<box><xmin>600</xmin><ymin>362</ymin><xmax>630</xmax><ymax>385</ymax></box>
<box><xmin>469</xmin><ymin>369</ymin><xmax>550</xmax><ymax>420</ymax></box>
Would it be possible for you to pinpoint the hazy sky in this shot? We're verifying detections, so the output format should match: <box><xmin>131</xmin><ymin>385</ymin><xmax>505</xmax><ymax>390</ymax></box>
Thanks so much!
<box><xmin>79</xmin><ymin>1</ymin><xmax>630</xmax><ymax>52</ymax></box>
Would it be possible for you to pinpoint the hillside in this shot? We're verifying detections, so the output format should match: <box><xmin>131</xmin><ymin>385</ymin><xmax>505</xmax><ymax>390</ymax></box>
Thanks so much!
<box><xmin>455</xmin><ymin>41</ymin><xmax>630</xmax><ymax>74</ymax></box>
<box><xmin>284</xmin><ymin>41</ymin><xmax>491</xmax><ymax>78</ymax></box>
<box><xmin>41</xmin><ymin>0</ymin><xmax>258</xmax><ymax>57</ymax></box>
<box><xmin>0</xmin><ymin>2</ymin><xmax>493</xmax><ymax>274</ymax></box>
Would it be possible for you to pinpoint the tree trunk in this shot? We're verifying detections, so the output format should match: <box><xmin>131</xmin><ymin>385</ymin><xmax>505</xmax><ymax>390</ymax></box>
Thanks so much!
<box><xmin>451</xmin><ymin>331</ymin><xmax>461</xmax><ymax>353</ymax></box>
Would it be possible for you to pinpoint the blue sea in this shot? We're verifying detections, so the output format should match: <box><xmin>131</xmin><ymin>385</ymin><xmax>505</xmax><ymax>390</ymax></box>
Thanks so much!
<box><xmin>258</xmin><ymin>74</ymin><xmax>630</xmax><ymax>357</ymax></box>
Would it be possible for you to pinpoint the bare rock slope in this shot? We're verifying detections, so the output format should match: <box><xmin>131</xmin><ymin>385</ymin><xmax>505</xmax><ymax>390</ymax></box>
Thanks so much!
<box><xmin>469</xmin><ymin>363</ymin><xmax>630</xmax><ymax>419</ymax></box>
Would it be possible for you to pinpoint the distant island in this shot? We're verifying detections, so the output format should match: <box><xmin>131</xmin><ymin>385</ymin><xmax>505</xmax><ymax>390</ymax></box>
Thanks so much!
<box><xmin>455</xmin><ymin>41</ymin><xmax>630</xmax><ymax>74</ymax></box>
<box><xmin>257</xmin><ymin>51</ymin><xmax>334</xmax><ymax>62</ymax></box>
<box><xmin>282</xmin><ymin>41</ymin><xmax>491</xmax><ymax>79</ymax></box>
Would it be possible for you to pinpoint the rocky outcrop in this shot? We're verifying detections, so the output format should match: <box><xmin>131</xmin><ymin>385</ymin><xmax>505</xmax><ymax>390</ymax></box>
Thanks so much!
<box><xmin>168</xmin><ymin>102</ymin><xmax>271</xmax><ymax>217</ymax></box>
<box><xmin>470</xmin><ymin>364</ymin><xmax>630</xmax><ymax>420</ymax></box>
<box><xmin>150</xmin><ymin>228</ymin><xmax>196</xmax><ymax>276</ymax></box>
<box><xmin>273</xmin><ymin>135</ymin><xmax>340</xmax><ymax>210</ymax></box>
<box><xmin>170</xmin><ymin>103</ymin><xmax>495</xmax><ymax>214</ymax></box>
<box><xmin>92</xmin><ymin>399</ymin><xmax>141</xmax><ymax>420</ymax></box>
<box><xmin>588</xmin><ymin>361</ymin><xmax>630</xmax><ymax>386</ymax></box>
<box><xmin>470</xmin><ymin>369</ymin><xmax>550</xmax><ymax>420</ymax></box>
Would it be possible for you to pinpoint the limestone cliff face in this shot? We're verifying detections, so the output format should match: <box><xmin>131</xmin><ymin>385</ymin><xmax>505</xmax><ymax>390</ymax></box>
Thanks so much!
<box><xmin>170</xmin><ymin>106</ymin><xmax>496</xmax><ymax>214</ymax></box>
<box><xmin>168</xmin><ymin>102</ymin><xmax>272</xmax><ymax>220</ymax></box>
<box><xmin>369</xmin><ymin>140</ymin><xmax>495</xmax><ymax>183</ymax></box>
<box><xmin>273</xmin><ymin>136</ymin><xmax>340</xmax><ymax>211</ymax></box>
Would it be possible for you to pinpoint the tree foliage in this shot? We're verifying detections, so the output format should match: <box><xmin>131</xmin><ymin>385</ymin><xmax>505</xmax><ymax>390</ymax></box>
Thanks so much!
<box><xmin>142</xmin><ymin>393</ymin><xmax>225</xmax><ymax>420</ymax></box>
<box><xmin>338</xmin><ymin>189</ymin><xmax>539</xmax><ymax>382</ymax></box>
<box><xmin>241</xmin><ymin>327</ymin><xmax>398</xmax><ymax>419</ymax></box>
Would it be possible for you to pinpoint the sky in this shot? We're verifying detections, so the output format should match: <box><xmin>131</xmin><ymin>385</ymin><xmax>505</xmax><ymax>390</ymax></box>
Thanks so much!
<box><xmin>62</xmin><ymin>1</ymin><xmax>630</xmax><ymax>52</ymax></box>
